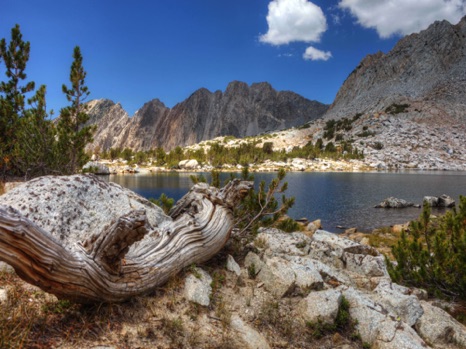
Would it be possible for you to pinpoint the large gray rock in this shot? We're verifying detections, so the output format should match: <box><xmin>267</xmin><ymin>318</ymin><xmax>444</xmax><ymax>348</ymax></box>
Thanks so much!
<box><xmin>286</xmin><ymin>256</ymin><xmax>324</xmax><ymax>292</ymax></box>
<box><xmin>255</xmin><ymin>229</ymin><xmax>312</xmax><ymax>256</ymax></box>
<box><xmin>0</xmin><ymin>174</ymin><xmax>169</xmax><ymax>247</ymax></box>
<box><xmin>415</xmin><ymin>301</ymin><xmax>466</xmax><ymax>347</ymax></box>
<box><xmin>300</xmin><ymin>289</ymin><xmax>342</xmax><ymax>324</ymax></box>
<box><xmin>0</xmin><ymin>261</ymin><xmax>14</xmax><ymax>273</ymax></box>
<box><xmin>342</xmin><ymin>245</ymin><xmax>388</xmax><ymax>278</ymax></box>
<box><xmin>178</xmin><ymin>159</ymin><xmax>199</xmax><ymax>169</ymax></box>
<box><xmin>231</xmin><ymin>314</ymin><xmax>271</xmax><ymax>349</ymax></box>
<box><xmin>184</xmin><ymin>268</ymin><xmax>212</xmax><ymax>307</ymax></box>
<box><xmin>257</xmin><ymin>256</ymin><xmax>296</xmax><ymax>298</ymax></box>
<box><xmin>309</xmin><ymin>230</ymin><xmax>359</xmax><ymax>268</ymax></box>
<box><xmin>375</xmin><ymin>197</ymin><xmax>416</xmax><ymax>208</ymax></box>
<box><xmin>438</xmin><ymin>194</ymin><xmax>455</xmax><ymax>208</ymax></box>
<box><xmin>423</xmin><ymin>195</ymin><xmax>456</xmax><ymax>208</ymax></box>
<box><xmin>372</xmin><ymin>279</ymin><xmax>424</xmax><ymax>327</ymax></box>
<box><xmin>342</xmin><ymin>287</ymin><xmax>428</xmax><ymax>349</ymax></box>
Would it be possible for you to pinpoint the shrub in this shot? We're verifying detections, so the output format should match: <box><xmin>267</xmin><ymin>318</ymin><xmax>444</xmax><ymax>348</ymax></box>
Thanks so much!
<box><xmin>150</xmin><ymin>193</ymin><xmax>175</xmax><ymax>214</ymax></box>
<box><xmin>234</xmin><ymin>168</ymin><xmax>295</xmax><ymax>236</ymax></box>
<box><xmin>385</xmin><ymin>103</ymin><xmax>409</xmax><ymax>114</ymax></box>
<box><xmin>262</xmin><ymin>142</ymin><xmax>274</xmax><ymax>154</ymax></box>
<box><xmin>276</xmin><ymin>217</ymin><xmax>301</xmax><ymax>233</ymax></box>
<box><xmin>388</xmin><ymin>196</ymin><xmax>466</xmax><ymax>300</ymax></box>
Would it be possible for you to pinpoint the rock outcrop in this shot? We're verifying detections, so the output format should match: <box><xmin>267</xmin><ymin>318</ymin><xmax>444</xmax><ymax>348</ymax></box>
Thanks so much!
<box><xmin>87</xmin><ymin>81</ymin><xmax>328</xmax><ymax>152</ymax></box>
<box><xmin>241</xmin><ymin>228</ymin><xmax>466</xmax><ymax>349</ymax></box>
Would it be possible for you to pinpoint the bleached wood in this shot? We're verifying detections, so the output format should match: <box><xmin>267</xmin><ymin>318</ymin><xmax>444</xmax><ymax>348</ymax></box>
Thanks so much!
<box><xmin>0</xmin><ymin>178</ymin><xmax>252</xmax><ymax>303</ymax></box>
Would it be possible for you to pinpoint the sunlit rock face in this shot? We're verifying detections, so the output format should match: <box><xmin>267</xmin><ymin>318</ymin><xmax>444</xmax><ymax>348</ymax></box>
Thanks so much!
<box><xmin>326</xmin><ymin>16</ymin><xmax>466</xmax><ymax>122</ymax></box>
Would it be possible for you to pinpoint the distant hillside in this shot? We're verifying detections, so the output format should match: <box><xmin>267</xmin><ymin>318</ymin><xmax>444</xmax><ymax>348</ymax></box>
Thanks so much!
<box><xmin>325</xmin><ymin>16</ymin><xmax>466</xmax><ymax>121</ymax></box>
<box><xmin>87</xmin><ymin>81</ymin><xmax>328</xmax><ymax>151</ymax></box>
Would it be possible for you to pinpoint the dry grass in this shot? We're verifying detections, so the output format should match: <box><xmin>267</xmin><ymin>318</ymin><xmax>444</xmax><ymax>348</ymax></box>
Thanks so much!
<box><xmin>0</xmin><ymin>244</ymin><xmax>372</xmax><ymax>349</ymax></box>
<box><xmin>0</xmin><ymin>271</ymin><xmax>125</xmax><ymax>348</ymax></box>
<box><xmin>0</xmin><ymin>259</ymin><xmax>244</xmax><ymax>349</ymax></box>
<box><xmin>0</xmin><ymin>181</ymin><xmax>5</xmax><ymax>195</ymax></box>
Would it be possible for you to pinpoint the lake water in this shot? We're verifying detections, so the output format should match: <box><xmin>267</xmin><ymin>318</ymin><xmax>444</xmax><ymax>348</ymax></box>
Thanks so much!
<box><xmin>105</xmin><ymin>171</ymin><xmax>466</xmax><ymax>233</ymax></box>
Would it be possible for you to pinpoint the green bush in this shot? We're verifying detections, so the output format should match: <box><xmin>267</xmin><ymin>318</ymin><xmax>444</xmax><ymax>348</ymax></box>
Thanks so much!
<box><xmin>150</xmin><ymin>193</ymin><xmax>175</xmax><ymax>214</ymax></box>
<box><xmin>276</xmin><ymin>217</ymin><xmax>301</xmax><ymax>233</ymax></box>
<box><xmin>385</xmin><ymin>103</ymin><xmax>409</xmax><ymax>114</ymax></box>
<box><xmin>388</xmin><ymin>196</ymin><xmax>466</xmax><ymax>300</ymax></box>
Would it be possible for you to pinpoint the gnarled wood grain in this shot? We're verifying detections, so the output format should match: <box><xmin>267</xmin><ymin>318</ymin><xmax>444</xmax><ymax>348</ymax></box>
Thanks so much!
<box><xmin>0</xmin><ymin>176</ymin><xmax>252</xmax><ymax>303</ymax></box>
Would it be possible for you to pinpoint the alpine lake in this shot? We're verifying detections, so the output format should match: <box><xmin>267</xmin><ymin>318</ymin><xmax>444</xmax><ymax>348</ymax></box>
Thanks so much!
<box><xmin>104</xmin><ymin>171</ymin><xmax>466</xmax><ymax>233</ymax></box>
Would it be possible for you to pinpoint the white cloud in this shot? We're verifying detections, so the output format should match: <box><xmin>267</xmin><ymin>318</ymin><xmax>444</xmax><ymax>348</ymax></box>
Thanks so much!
<box><xmin>260</xmin><ymin>0</ymin><xmax>328</xmax><ymax>45</ymax></box>
<box><xmin>303</xmin><ymin>46</ymin><xmax>332</xmax><ymax>61</ymax></box>
<box><xmin>339</xmin><ymin>0</ymin><xmax>466</xmax><ymax>38</ymax></box>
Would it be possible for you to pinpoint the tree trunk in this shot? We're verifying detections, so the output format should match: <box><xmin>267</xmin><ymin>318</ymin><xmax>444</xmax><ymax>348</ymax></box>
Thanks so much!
<box><xmin>0</xmin><ymin>175</ymin><xmax>252</xmax><ymax>303</ymax></box>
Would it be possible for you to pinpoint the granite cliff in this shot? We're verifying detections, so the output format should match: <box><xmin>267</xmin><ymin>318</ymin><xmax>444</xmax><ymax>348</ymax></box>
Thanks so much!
<box><xmin>325</xmin><ymin>16</ymin><xmax>466</xmax><ymax>121</ymax></box>
<box><xmin>87</xmin><ymin>81</ymin><xmax>328</xmax><ymax>151</ymax></box>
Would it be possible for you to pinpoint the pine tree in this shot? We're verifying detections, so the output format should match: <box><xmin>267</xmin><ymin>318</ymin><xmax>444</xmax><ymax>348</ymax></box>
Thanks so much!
<box><xmin>0</xmin><ymin>24</ymin><xmax>35</xmax><ymax>177</ymax></box>
<box><xmin>57</xmin><ymin>46</ymin><xmax>94</xmax><ymax>174</ymax></box>
<box><xmin>14</xmin><ymin>85</ymin><xmax>58</xmax><ymax>178</ymax></box>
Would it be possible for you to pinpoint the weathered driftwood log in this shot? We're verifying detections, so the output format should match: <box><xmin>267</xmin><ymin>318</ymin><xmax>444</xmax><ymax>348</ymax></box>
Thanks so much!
<box><xmin>0</xmin><ymin>174</ymin><xmax>252</xmax><ymax>303</ymax></box>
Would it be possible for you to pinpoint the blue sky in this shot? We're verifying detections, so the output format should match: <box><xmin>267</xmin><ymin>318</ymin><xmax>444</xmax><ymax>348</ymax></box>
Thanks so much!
<box><xmin>2</xmin><ymin>0</ymin><xmax>465</xmax><ymax>115</ymax></box>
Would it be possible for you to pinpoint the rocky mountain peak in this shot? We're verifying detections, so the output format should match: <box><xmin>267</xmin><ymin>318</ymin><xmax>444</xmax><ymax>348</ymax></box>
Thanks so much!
<box><xmin>326</xmin><ymin>15</ymin><xmax>466</xmax><ymax>121</ymax></box>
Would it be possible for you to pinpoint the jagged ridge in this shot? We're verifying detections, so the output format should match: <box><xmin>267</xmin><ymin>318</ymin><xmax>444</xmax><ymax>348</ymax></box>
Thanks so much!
<box><xmin>87</xmin><ymin>81</ymin><xmax>328</xmax><ymax>151</ymax></box>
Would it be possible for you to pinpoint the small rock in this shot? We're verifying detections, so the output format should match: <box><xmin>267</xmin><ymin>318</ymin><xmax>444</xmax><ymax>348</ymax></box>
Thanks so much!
<box><xmin>184</xmin><ymin>268</ymin><xmax>212</xmax><ymax>306</ymax></box>
<box><xmin>0</xmin><ymin>261</ymin><xmax>14</xmax><ymax>273</ymax></box>
<box><xmin>231</xmin><ymin>314</ymin><xmax>271</xmax><ymax>349</ymax></box>
<box><xmin>391</xmin><ymin>224</ymin><xmax>408</xmax><ymax>234</ymax></box>
<box><xmin>257</xmin><ymin>256</ymin><xmax>296</xmax><ymax>298</ymax></box>
<box><xmin>226</xmin><ymin>254</ymin><xmax>241</xmax><ymax>276</ymax></box>
<box><xmin>0</xmin><ymin>288</ymin><xmax>8</xmax><ymax>304</ymax></box>
<box><xmin>244</xmin><ymin>252</ymin><xmax>264</xmax><ymax>278</ymax></box>
<box><xmin>82</xmin><ymin>161</ymin><xmax>110</xmax><ymax>174</ymax></box>
<box><xmin>300</xmin><ymin>289</ymin><xmax>342</xmax><ymax>324</ymax></box>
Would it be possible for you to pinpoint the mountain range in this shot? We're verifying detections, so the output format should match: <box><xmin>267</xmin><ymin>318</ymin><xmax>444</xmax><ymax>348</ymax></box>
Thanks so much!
<box><xmin>87</xmin><ymin>16</ymin><xmax>466</xmax><ymax>153</ymax></box>
<box><xmin>86</xmin><ymin>82</ymin><xmax>328</xmax><ymax>151</ymax></box>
